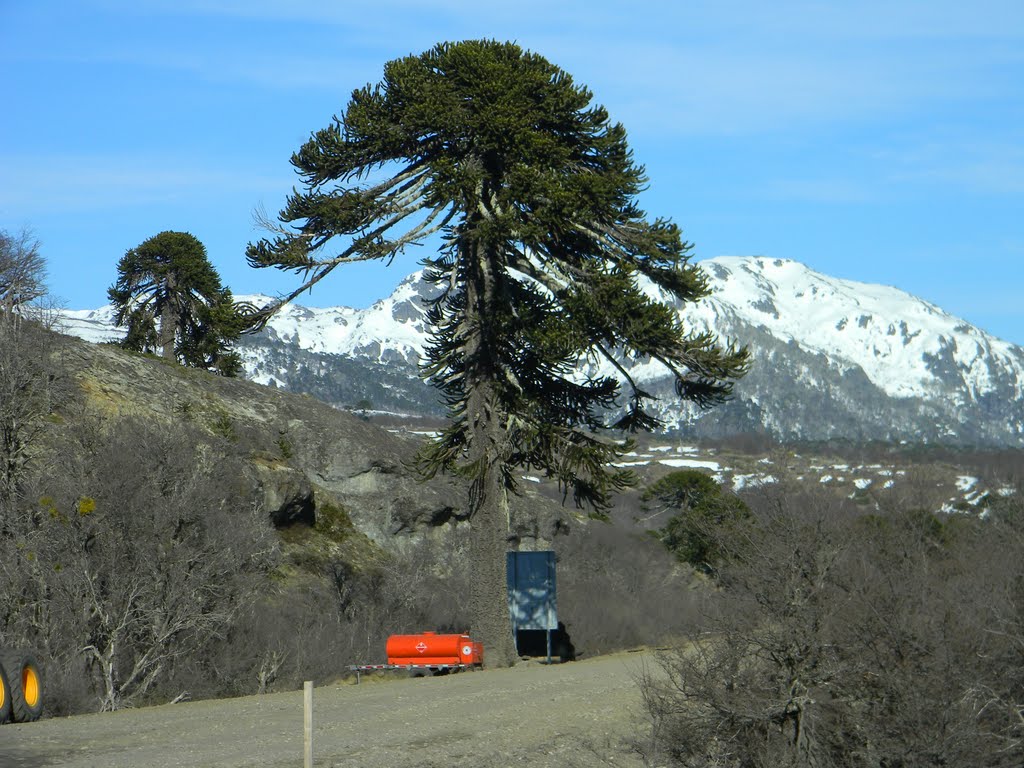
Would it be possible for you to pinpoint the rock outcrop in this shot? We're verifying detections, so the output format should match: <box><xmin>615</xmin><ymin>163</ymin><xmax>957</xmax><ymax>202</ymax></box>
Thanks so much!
<box><xmin>59</xmin><ymin>335</ymin><xmax>571</xmax><ymax>559</ymax></box>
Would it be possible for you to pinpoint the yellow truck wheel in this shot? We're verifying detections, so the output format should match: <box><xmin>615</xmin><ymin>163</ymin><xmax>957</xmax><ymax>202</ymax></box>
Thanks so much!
<box><xmin>0</xmin><ymin>659</ymin><xmax>11</xmax><ymax>724</ymax></box>
<box><xmin>0</xmin><ymin>651</ymin><xmax>43</xmax><ymax>723</ymax></box>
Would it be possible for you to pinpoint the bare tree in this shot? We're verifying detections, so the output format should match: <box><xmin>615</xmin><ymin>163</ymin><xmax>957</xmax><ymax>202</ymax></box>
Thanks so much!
<box><xmin>0</xmin><ymin>228</ymin><xmax>46</xmax><ymax>313</ymax></box>
<box><xmin>1</xmin><ymin>415</ymin><xmax>278</xmax><ymax>712</ymax></box>
<box><xmin>0</xmin><ymin>313</ymin><xmax>72</xmax><ymax>504</ymax></box>
<box><xmin>0</xmin><ymin>229</ymin><xmax>58</xmax><ymax>499</ymax></box>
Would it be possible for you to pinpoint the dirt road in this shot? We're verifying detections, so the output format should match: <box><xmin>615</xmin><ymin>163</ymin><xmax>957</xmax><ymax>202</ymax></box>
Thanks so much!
<box><xmin>0</xmin><ymin>651</ymin><xmax>660</xmax><ymax>767</ymax></box>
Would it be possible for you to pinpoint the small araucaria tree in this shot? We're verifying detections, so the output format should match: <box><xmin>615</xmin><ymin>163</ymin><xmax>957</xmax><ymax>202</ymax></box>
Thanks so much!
<box><xmin>246</xmin><ymin>40</ymin><xmax>749</xmax><ymax>665</ymax></box>
<box><xmin>641</xmin><ymin>469</ymin><xmax>751</xmax><ymax>575</ymax></box>
<box><xmin>109</xmin><ymin>231</ymin><xmax>243</xmax><ymax>376</ymax></box>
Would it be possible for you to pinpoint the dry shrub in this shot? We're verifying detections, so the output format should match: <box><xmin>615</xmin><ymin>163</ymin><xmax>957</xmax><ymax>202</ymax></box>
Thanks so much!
<box><xmin>209</xmin><ymin>512</ymin><xmax>701</xmax><ymax>694</ymax></box>
<box><xmin>197</xmin><ymin>530</ymin><xmax>475</xmax><ymax>694</ymax></box>
<box><xmin>1</xmin><ymin>413</ymin><xmax>278</xmax><ymax>713</ymax></box>
<box><xmin>554</xmin><ymin>519</ymin><xmax>700</xmax><ymax>657</ymax></box>
<box><xmin>638</xmin><ymin>483</ymin><xmax>1024</xmax><ymax>768</ymax></box>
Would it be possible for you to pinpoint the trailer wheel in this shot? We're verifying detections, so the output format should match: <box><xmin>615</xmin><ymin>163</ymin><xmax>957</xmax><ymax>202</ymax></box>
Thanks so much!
<box><xmin>0</xmin><ymin>651</ymin><xmax>43</xmax><ymax>723</ymax></box>
<box><xmin>0</xmin><ymin>660</ymin><xmax>11</xmax><ymax>724</ymax></box>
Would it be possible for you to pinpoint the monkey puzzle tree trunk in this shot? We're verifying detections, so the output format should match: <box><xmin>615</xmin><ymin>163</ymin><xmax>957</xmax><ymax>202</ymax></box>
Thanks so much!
<box><xmin>463</xmin><ymin>235</ymin><xmax>518</xmax><ymax>668</ymax></box>
<box><xmin>465</xmin><ymin>399</ymin><xmax>518</xmax><ymax>668</ymax></box>
<box><xmin>158</xmin><ymin>272</ymin><xmax>178</xmax><ymax>361</ymax></box>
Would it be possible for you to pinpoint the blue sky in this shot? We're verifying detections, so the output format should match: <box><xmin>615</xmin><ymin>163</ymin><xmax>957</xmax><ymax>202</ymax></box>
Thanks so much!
<box><xmin>3</xmin><ymin>1</ymin><xmax>1023</xmax><ymax>344</ymax></box>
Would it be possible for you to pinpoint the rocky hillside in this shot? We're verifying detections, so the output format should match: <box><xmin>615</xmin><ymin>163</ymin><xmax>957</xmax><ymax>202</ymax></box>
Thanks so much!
<box><xmin>56</xmin><ymin>334</ymin><xmax>569</xmax><ymax>557</ymax></box>
<box><xmin>31</xmin><ymin>325</ymin><xmax>1023</xmax><ymax>573</ymax></box>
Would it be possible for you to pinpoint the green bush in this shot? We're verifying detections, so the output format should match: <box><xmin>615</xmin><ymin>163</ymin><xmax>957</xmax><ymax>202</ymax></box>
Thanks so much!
<box><xmin>641</xmin><ymin>469</ymin><xmax>751</xmax><ymax>574</ymax></box>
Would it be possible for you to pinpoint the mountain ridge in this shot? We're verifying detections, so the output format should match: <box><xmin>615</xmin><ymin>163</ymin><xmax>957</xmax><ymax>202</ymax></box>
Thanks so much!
<box><xmin>58</xmin><ymin>256</ymin><xmax>1024</xmax><ymax>447</ymax></box>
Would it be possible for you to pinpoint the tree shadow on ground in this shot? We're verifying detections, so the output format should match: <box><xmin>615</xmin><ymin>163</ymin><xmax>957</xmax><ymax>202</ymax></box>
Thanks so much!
<box><xmin>515</xmin><ymin>623</ymin><xmax>577</xmax><ymax>662</ymax></box>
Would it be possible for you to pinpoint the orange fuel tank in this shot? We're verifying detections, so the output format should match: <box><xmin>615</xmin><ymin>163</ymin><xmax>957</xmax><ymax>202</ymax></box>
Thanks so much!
<box><xmin>385</xmin><ymin>632</ymin><xmax>483</xmax><ymax>666</ymax></box>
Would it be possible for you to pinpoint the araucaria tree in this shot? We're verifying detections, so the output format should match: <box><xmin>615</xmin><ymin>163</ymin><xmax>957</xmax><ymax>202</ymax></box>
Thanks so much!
<box><xmin>109</xmin><ymin>231</ymin><xmax>243</xmax><ymax>376</ymax></box>
<box><xmin>641</xmin><ymin>470</ymin><xmax>751</xmax><ymax>574</ymax></box>
<box><xmin>247</xmin><ymin>40</ymin><xmax>749</xmax><ymax>665</ymax></box>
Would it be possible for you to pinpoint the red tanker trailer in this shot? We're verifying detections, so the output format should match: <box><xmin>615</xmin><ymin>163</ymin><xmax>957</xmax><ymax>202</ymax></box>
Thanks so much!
<box><xmin>349</xmin><ymin>632</ymin><xmax>483</xmax><ymax>681</ymax></box>
<box><xmin>386</xmin><ymin>632</ymin><xmax>483</xmax><ymax>667</ymax></box>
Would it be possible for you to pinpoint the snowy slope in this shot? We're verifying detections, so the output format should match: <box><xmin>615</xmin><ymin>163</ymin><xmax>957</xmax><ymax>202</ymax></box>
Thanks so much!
<box><xmin>57</xmin><ymin>305</ymin><xmax>125</xmax><ymax>344</ymax></box>
<box><xmin>235</xmin><ymin>273</ymin><xmax>432</xmax><ymax>366</ymax></box>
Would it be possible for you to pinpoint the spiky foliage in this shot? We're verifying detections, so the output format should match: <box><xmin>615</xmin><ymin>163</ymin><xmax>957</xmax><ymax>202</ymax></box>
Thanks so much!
<box><xmin>247</xmin><ymin>40</ymin><xmax>749</xmax><ymax>664</ymax></box>
<box><xmin>641</xmin><ymin>469</ymin><xmax>752</xmax><ymax>574</ymax></box>
<box><xmin>109</xmin><ymin>231</ymin><xmax>243</xmax><ymax>376</ymax></box>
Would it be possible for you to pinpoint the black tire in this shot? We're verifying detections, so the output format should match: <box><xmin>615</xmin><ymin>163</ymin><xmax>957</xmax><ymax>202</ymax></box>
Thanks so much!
<box><xmin>0</xmin><ymin>660</ymin><xmax>11</xmax><ymax>724</ymax></box>
<box><xmin>0</xmin><ymin>650</ymin><xmax>43</xmax><ymax>723</ymax></box>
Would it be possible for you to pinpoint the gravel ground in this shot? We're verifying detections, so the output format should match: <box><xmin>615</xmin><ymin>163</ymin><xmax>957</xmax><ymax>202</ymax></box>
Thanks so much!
<box><xmin>0</xmin><ymin>651</ymin><xmax>660</xmax><ymax>768</ymax></box>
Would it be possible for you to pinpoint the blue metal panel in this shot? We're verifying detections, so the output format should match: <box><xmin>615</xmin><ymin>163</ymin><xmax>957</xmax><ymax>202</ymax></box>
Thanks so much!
<box><xmin>507</xmin><ymin>550</ymin><xmax>557</xmax><ymax>631</ymax></box>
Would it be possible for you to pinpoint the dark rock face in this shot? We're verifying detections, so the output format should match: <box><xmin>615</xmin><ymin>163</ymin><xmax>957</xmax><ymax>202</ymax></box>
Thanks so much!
<box><xmin>249</xmin><ymin>463</ymin><xmax>316</xmax><ymax>528</ymax></box>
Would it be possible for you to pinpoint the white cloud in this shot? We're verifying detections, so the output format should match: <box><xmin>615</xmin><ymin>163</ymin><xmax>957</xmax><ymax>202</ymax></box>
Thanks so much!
<box><xmin>758</xmin><ymin>178</ymin><xmax>875</xmax><ymax>204</ymax></box>
<box><xmin>22</xmin><ymin>1</ymin><xmax>1022</xmax><ymax>138</ymax></box>
<box><xmin>877</xmin><ymin>142</ymin><xmax>1024</xmax><ymax>195</ymax></box>
<box><xmin>0</xmin><ymin>154</ymin><xmax>287</xmax><ymax>214</ymax></box>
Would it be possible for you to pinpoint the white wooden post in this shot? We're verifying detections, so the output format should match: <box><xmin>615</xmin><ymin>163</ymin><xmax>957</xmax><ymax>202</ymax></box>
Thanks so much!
<box><xmin>304</xmin><ymin>680</ymin><xmax>313</xmax><ymax>768</ymax></box>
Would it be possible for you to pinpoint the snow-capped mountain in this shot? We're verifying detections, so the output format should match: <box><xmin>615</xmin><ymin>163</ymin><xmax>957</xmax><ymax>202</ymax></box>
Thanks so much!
<box><xmin>694</xmin><ymin>257</ymin><xmax>1023</xmax><ymax>404</ymax></box>
<box><xmin>57</xmin><ymin>256</ymin><xmax>1024</xmax><ymax>447</ymax></box>
<box><xmin>659</xmin><ymin>257</ymin><xmax>1024</xmax><ymax>445</ymax></box>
